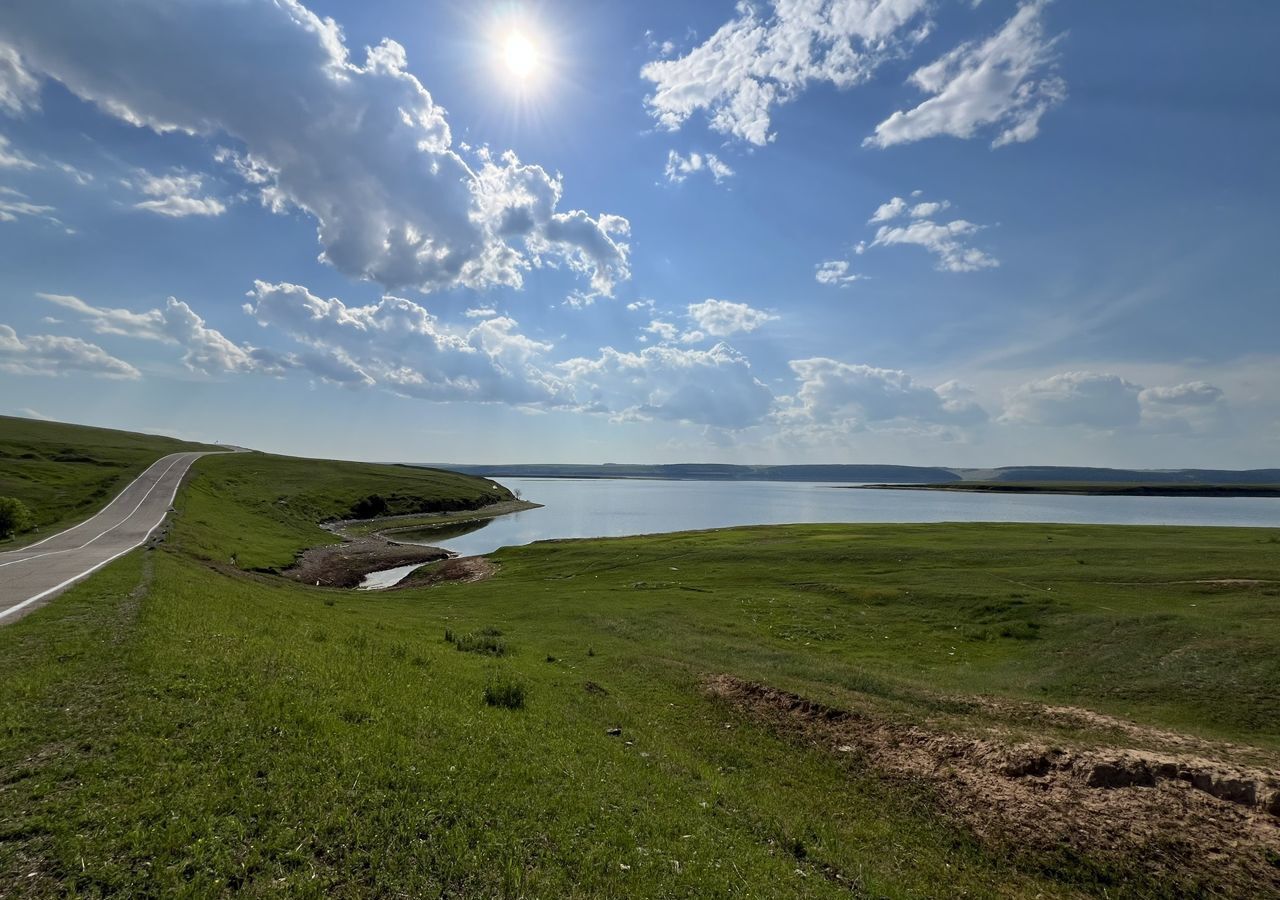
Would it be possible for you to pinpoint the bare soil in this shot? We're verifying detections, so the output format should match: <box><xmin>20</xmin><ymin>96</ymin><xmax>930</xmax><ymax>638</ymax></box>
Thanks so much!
<box><xmin>398</xmin><ymin>555</ymin><xmax>498</xmax><ymax>588</ymax></box>
<box><xmin>706</xmin><ymin>674</ymin><xmax>1280</xmax><ymax>896</ymax></box>
<box><xmin>283</xmin><ymin>538</ymin><xmax>449</xmax><ymax>589</ymax></box>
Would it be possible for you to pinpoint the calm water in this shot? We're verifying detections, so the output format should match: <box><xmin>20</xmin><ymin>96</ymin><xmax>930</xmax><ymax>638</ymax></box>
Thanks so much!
<box><xmin>402</xmin><ymin>478</ymin><xmax>1280</xmax><ymax>558</ymax></box>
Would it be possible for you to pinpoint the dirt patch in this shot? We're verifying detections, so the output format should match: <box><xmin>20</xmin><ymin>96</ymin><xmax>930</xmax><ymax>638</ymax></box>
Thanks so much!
<box><xmin>398</xmin><ymin>555</ymin><xmax>497</xmax><ymax>588</ymax></box>
<box><xmin>283</xmin><ymin>538</ymin><xmax>449</xmax><ymax>589</ymax></box>
<box><xmin>707</xmin><ymin>675</ymin><xmax>1280</xmax><ymax>895</ymax></box>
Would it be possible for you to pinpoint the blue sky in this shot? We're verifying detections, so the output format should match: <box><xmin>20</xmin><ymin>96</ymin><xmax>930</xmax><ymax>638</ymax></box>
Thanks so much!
<box><xmin>0</xmin><ymin>0</ymin><xmax>1277</xmax><ymax>467</ymax></box>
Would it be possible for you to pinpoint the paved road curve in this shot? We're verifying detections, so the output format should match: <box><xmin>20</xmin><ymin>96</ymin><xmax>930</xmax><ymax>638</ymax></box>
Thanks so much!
<box><xmin>0</xmin><ymin>451</ymin><xmax>213</xmax><ymax>624</ymax></box>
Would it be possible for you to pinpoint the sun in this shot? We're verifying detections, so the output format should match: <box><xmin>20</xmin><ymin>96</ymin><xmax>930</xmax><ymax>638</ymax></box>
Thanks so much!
<box><xmin>501</xmin><ymin>31</ymin><xmax>539</xmax><ymax>81</ymax></box>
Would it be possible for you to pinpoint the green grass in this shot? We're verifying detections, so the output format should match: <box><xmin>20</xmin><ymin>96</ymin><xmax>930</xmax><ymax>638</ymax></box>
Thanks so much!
<box><xmin>0</xmin><ymin>415</ymin><xmax>217</xmax><ymax>542</ymax></box>
<box><xmin>2</xmin><ymin>447</ymin><xmax>1279</xmax><ymax>896</ymax></box>
<box><xmin>169</xmin><ymin>452</ymin><xmax>511</xmax><ymax>570</ymax></box>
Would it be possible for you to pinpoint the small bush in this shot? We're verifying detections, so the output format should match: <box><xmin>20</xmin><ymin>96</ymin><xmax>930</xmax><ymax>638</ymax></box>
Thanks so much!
<box><xmin>453</xmin><ymin>633</ymin><xmax>507</xmax><ymax>655</ymax></box>
<box><xmin>446</xmin><ymin>627</ymin><xmax>508</xmax><ymax>655</ymax></box>
<box><xmin>483</xmin><ymin>677</ymin><xmax>527</xmax><ymax>710</ymax></box>
<box><xmin>0</xmin><ymin>496</ymin><xmax>34</xmax><ymax>539</ymax></box>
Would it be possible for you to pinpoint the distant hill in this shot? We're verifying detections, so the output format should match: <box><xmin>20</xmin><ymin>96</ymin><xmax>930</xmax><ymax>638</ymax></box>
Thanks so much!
<box><xmin>423</xmin><ymin>462</ymin><xmax>1280</xmax><ymax>486</ymax></box>
<box><xmin>424</xmin><ymin>463</ymin><xmax>961</xmax><ymax>483</ymax></box>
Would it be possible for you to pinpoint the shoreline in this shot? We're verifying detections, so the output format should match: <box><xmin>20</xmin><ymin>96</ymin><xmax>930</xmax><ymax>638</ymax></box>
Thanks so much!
<box><xmin>294</xmin><ymin>498</ymin><xmax>542</xmax><ymax>588</ymax></box>
<box><xmin>850</xmin><ymin>483</ymin><xmax>1280</xmax><ymax>498</ymax></box>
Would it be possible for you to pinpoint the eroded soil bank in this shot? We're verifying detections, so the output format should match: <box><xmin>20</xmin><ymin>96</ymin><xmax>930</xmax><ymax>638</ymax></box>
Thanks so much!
<box><xmin>707</xmin><ymin>674</ymin><xmax>1280</xmax><ymax>896</ymax></box>
<box><xmin>284</xmin><ymin>539</ymin><xmax>449</xmax><ymax>588</ymax></box>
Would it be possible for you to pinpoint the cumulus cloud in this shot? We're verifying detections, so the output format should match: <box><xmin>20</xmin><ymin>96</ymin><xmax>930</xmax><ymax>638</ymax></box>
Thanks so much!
<box><xmin>1002</xmin><ymin>371</ymin><xmax>1141</xmax><ymax>428</ymax></box>
<box><xmin>786</xmin><ymin>358</ymin><xmax>988</xmax><ymax>432</ymax></box>
<box><xmin>0</xmin><ymin>323</ymin><xmax>139</xmax><ymax>379</ymax></box>
<box><xmin>686</xmin><ymin>298</ymin><xmax>777</xmax><ymax>337</ymax></box>
<box><xmin>1003</xmin><ymin>372</ymin><xmax>1231</xmax><ymax>433</ymax></box>
<box><xmin>1139</xmin><ymin>381</ymin><xmax>1224</xmax><ymax>408</ymax></box>
<box><xmin>833</xmin><ymin>193</ymin><xmax>997</xmax><ymax>273</ymax></box>
<box><xmin>0</xmin><ymin>133</ymin><xmax>35</xmax><ymax>169</ymax></box>
<box><xmin>37</xmin><ymin>292</ymin><xmax>284</xmax><ymax>376</ymax></box>
<box><xmin>131</xmin><ymin>170</ymin><xmax>226</xmax><ymax>218</ymax></box>
<box><xmin>0</xmin><ymin>0</ymin><xmax>629</xmax><ymax>296</ymax></box>
<box><xmin>559</xmin><ymin>342</ymin><xmax>775</xmax><ymax>429</ymax></box>
<box><xmin>642</xmin><ymin>0</ymin><xmax>931</xmax><ymax>146</ymax></box>
<box><xmin>866</xmin><ymin>0</ymin><xmax>1065</xmax><ymax>149</ymax></box>
<box><xmin>870</xmin><ymin>217</ymin><xmax>997</xmax><ymax>272</ymax></box>
<box><xmin>814</xmin><ymin>259</ymin><xmax>864</xmax><ymax>286</ymax></box>
<box><xmin>243</xmin><ymin>281</ymin><xmax>562</xmax><ymax>403</ymax></box>
<box><xmin>664</xmin><ymin>150</ymin><xmax>734</xmax><ymax>184</ymax></box>
<box><xmin>0</xmin><ymin>44</ymin><xmax>39</xmax><ymax>113</ymax></box>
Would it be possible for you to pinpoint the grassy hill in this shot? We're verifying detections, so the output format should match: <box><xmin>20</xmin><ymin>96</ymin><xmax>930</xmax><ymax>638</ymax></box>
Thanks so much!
<box><xmin>2</xmin><ymin>425</ymin><xmax>1278</xmax><ymax>895</ymax></box>
<box><xmin>173</xmin><ymin>453</ymin><xmax>511</xmax><ymax>570</ymax></box>
<box><xmin>0</xmin><ymin>415</ymin><xmax>219</xmax><ymax>542</ymax></box>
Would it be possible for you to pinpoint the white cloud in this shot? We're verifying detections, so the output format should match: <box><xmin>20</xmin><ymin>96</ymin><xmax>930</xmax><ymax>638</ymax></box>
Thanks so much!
<box><xmin>664</xmin><ymin>149</ymin><xmax>735</xmax><ymax>184</ymax></box>
<box><xmin>559</xmin><ymin>342</ymin><xmax>775</xmax><ymax>429</ymax></box>
<box><xmin>870</xmin><ymin>217</ymin><xmax>997</xmax><ymax>272</ymax></box>
<box><xmin>786</xmin><ymin>358</ymin><xmax>988</xmax><ymax>431</ymax></box>
<box><xmin>909</xmin><ymin>200</ymin><xmax>949</xmax><ymax>218</ymax></box>
<box><xmin>814</xmin><ymin>259</ymin><xmax>864</xmax><ymax>286</ymax></box>
<box><xmin>37</xmin><ymin>292</ymin><xmax>283</xmax><ymax>376</ymax></box>
<box><xmin>0</xmin><ymin>185</ymin><xmax>65</xmax><ymax>229</ymax></box>
<box><xmin>463</xmin><ymin>307</ymin><xmax>497</xmax><ymax>319</ymax></box>
<box><xmin>1139</xmin><ymin>381</ymin><xmax>1224</xmax><ymax>408</ymax></box>
<box><xmin>866</xmin><ymin>0</ymin><xmax>1065</xmax><ymax>149</ymax></box>
<box><xmin>1001</xmin><ymin>371</ymin><xmax>1141</xmax><ymax>428</ymax></box>
<box><xmin>686</xmin><ymin>298</ymin><xmax>777</xmax><ymax>337</ymax></box>
<box><xmin>645</xmin><ymin>319</ymin><xmax>679</xmax><ymax>342</ymax></box>
<box><xmin>132</xmin><ymin>170</ymin><xmax>226</xmax><ymax>218</ymax></box>
<box><xmin>0</xmin><ymin>134</ymin><xmax>35</xmax><ymax>169</ymax></box>
<box><xmin>842</xmin><ymin>193</ymin><xmax>997</xmax><ymax>272</ymax></box>
<box><xmin>0</xmin><ymin>44</ymin><xmax>39</xmax><ymax>113</ymax></box>
<box><xmin>642</xmin><ymin>0</ymin><xmax>931</xmax><ymax>146</ymax></box>
<box><xmin>0</xmin><ymin>0</ymin><xmax>629</xmax><ymax>296</ymax></box>
<box><xmin>868</xmin><ymin>196</ymin><xmax>909</xmax><ymax>222</ymax></box>
<box><xmin>243</xmin><ymin>281</ymin><xmax>562</xmax><ymax>403</ymax></box>
<box><xmin>1003</xmin><ymin>372</ymin><xmax>1232</xmax><ymax>433</ymax></box>
<box><xmin>0</xmin><ymin>323</ymin><xmax>139</xmax><ymax>379</ymax></box>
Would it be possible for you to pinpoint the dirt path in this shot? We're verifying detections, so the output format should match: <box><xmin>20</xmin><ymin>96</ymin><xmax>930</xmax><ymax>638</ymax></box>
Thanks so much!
<box><xmin>707</xmin><ymin>675</ymin><xmax>1280</xmax><ymax>896</ymax></box>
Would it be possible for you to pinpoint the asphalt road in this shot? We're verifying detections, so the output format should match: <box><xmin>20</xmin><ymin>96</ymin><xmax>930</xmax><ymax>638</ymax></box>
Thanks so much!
<box><xmin>0</xmin><ymin>451</ymin><xmax>212</xmax><ymax>625</ymax></box>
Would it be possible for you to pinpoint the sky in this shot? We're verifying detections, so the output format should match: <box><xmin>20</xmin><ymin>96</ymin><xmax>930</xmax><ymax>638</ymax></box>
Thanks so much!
<box><xmin>0</xmin><ymin>0</ymin><xmax>1277</xmax><ymax>467</ymax></box>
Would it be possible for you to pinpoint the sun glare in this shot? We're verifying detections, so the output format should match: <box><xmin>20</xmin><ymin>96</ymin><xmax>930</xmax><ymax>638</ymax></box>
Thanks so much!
<box><xmin>502</xmin><ymin>32</ymin><xmax>538</xmax><ymax>80</ymax></box>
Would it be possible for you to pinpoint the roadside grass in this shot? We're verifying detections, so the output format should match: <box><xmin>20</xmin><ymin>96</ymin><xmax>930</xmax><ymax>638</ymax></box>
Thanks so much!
<box><xmin>2</xmin><ymin>446</ymin><xmax>1279</xmax><ymax>895</ymax></box>
<box><xmin>0</xmin><ymin>415</ymin><xmax>216</xmax><ymax>543</ymax></box>
<box><xmin>169</xmin><ymin>452</ymin><xmax>510</xmax><ymax>570</ymax></box>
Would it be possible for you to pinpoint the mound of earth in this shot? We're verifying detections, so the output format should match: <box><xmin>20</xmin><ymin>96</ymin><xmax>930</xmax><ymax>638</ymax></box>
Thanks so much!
<box><xmin>283</xmin><ymin>538</ymin><xmax>449</xmax><ymax>588</ymax></box>
<box><xmin>707</xmin><ymin>675</ymin><xmax>1280</xmax><ymax>896</ymax></box>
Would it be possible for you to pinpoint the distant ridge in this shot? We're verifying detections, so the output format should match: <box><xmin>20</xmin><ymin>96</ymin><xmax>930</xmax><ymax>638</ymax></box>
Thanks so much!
<box><xmin>420</xmin><ymin>463</ymin><xmax>1280</xmax><ymax>485</ymax></box>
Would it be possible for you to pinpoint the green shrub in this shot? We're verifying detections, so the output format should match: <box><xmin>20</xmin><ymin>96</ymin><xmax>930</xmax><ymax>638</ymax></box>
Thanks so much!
<box><xmin>483</xmin><ymin>676</ymin><xmax>526</xmax><ymax>710</ymax></box>
<box><xmin>453</xmin><ymin>633</ymin><xmax>507</xmax><ymax>655</ymax></box>
<box><xmin>0</xmin><ymin>496</ymin><xmax>34</xmax><ymax>539</ymax></box>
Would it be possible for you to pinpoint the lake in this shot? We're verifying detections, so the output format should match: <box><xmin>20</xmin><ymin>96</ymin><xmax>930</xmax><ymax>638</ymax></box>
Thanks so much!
<box><xmin>402</xmin><ymin>478</ymin><xmax>1280</xmax><ymax>558</ymax></box>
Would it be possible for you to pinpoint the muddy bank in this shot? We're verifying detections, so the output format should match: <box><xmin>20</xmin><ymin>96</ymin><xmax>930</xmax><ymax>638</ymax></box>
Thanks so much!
<box><xmin>398</xmin><ymin>555</ymin><xmax>498</xmax><ymax>588</ymax></box>
<box><xmin>284</xmin><ymin>538</ymin><xmax>449</xmax><ymax>589</ymax></box>
<box><xmin>707</xmin><ymin>674</ymin><xmax>1280</xmax><ymax>896</ymax></box>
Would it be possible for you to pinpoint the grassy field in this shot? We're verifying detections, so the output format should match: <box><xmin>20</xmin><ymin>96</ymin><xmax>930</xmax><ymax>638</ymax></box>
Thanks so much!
<box><xmin>2</xmin><ymin>445</ymin><xmax>1279</xmax><ymax>896</ymax></box>
<box><xmin>0</xmin><ymin>415</ymin><xmax>218</xmax><ymax>542</ymax></box>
